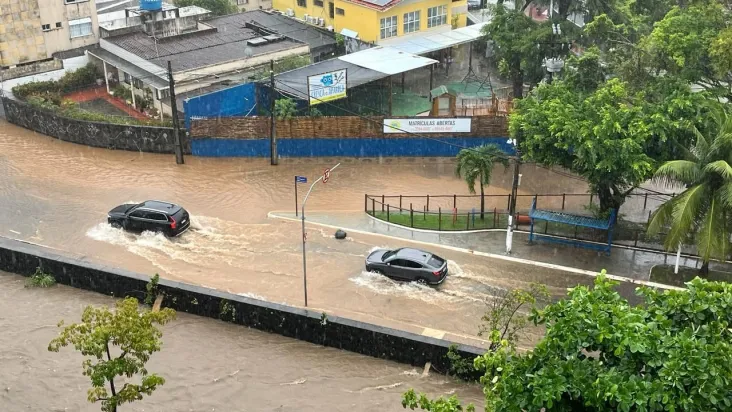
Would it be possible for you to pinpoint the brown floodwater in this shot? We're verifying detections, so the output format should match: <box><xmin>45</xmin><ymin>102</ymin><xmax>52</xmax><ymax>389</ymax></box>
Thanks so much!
<box><xmin>0</xmin><ymin>271</ymin><xmax>484</xmax><ymax>411</ymax></box>
<box><xmin>0</xmin><ymin>121</ymin><xmax>595</xmax><ymax>346</ymax></box>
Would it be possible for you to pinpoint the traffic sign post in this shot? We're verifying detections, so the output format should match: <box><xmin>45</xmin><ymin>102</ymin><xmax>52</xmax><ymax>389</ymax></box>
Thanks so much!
<box><xmin>294</xmin><ymin>176</ymin><xmax>307</xmax><ymax>216</ymax></box>
<box><xmin>300</xmin><ymin>162</ymin><xmax>341</xmax><ymax>307</ymax></box>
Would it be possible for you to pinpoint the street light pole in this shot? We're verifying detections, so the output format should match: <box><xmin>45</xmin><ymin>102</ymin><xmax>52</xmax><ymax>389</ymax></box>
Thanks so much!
<box><xmin>301</xmin><ymin>162</ymin><xmax>341</xmax><ymax>307</ymax></box>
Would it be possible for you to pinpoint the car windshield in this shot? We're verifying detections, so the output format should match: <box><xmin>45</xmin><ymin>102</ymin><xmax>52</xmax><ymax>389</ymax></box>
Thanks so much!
<box><xmin>381</xmin><ymin>250</ymin><xmax>397</xmax><ymax>261</ymax></box>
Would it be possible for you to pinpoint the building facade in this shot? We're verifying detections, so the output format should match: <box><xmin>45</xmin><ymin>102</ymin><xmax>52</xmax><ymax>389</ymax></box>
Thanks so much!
<box><xmin>271</xmin><ymin>0</ymin><xmax>467</xmax><ymax>44</ymax></box>
<box><xmin>0</xmin><ymin>0</ymin><xmax>99</xmax><ymax>79</ymax></box>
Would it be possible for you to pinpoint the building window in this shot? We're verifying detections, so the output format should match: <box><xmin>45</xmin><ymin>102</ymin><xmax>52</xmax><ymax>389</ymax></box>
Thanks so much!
<box><xmin>380</xmin><ymin>15</ymin><xmax>397</xmax><ymax>39</ymax></box>
<box><xmin>237</xmin><ymin>0</ymin><xmax>248</xmax><ymax>4</ymax></box>
<box><xmin>69</xmin><ymin>17</ymin><xmax>93</xmax><ymax>38</ymax></box>
<box><xmin>336</xmin><ymin>7</ymin><xmax>344</xmax><ymax>15</ymax></box>
<box><xmin>296</xmin><ymin>0</ymin><xmax>306</xmax><ymax>7</ymax></box>
<box><xmin>133</xmin><ymin>78</ymin><xmax>143</xmax><ymax>89</ymax></box>
<box><xmin>41</xmin><ymin>23</ymin><xmax>51</xmax><ymax>31</ymax></box>
<box><xmin>123</xmin><ymin>72</ymin><xmax>131</xmax><ymax>84</ymax></box>
<box><xmin>56</xmin><ymin>22</ymin><xmax>62</xmax><ymax>28</ymax></box>
<box><xmin>314</xmin><ymin>0</ymin><xmax>323</xmax><ymax>6</ymax></box>
<box><xmin>427</xmin><ymin>5</ymin><xmax>447</xmax><ymax>28</ymax></box>
<box><xmin>403</xmin><ymin>11</ymin><xmax>420</xmax><ymax>33</ymax></box>
<box><xmin>158</xmin><ymin>89</ymin><xmax>170</xmax><ymax>100</ymax></box>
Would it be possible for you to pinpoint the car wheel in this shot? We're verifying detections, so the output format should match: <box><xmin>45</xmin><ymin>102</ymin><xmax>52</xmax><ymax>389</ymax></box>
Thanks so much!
<box><xmin>370</xmin><ymin>268</ymin><xmax>384</xmax><ymax>275</ymax></box>
<box><xmin>110</xmin><ymin>220</ymin><xmax>122</xmax><ymax>229</ymax></box>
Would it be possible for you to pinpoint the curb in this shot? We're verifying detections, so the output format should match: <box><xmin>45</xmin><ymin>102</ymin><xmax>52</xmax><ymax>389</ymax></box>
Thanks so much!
<box><xmin>268</xmin><ymin>211</ymin><xmax>685</xmax><ymax>291</ymax></box>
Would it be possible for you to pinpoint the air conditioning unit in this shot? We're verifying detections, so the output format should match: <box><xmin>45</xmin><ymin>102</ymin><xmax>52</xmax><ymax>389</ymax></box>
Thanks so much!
<box><xmin>286</xmin><ymin>8</ymin><xmax>294</xmax><ymax>17</ymax></box>
<box><xmin>318</xmin><ymin>17</ymin><xmax>324</xmax><ymax>26</ymax></box>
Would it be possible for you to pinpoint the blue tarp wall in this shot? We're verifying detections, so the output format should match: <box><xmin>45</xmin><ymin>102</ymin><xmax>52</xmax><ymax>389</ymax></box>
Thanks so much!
<box><xmin>184</xmin><ymin>83</ymin><xmax>257</xmax><ymax>129</ymax></box>
<box><xmin>191</xmin><ymin>137</ymin><xmax>515</xmax><ymax>158</ymax></box>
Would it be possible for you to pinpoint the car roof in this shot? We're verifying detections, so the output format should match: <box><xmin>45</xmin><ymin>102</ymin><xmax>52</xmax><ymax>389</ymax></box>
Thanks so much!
<box><xmin>137</xmin><ymin>200</ymin><xmax>182</xmax><ymax>215</ymax></box>
<box><xmin>395</xmin><ymin>248</ymin><xmax>432</xmax><ymax>263</ymax></box>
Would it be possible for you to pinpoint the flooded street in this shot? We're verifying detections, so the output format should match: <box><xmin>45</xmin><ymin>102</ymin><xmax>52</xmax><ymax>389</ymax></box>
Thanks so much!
<box><xmin>0</xmin><ymin>271</ymin><xmax>484</xmax><ymax>411</ymax></box>
<box><xmin>0</xmin><ymin>121</ymin><xmax>592</xmax><ymax>345</ymax></box>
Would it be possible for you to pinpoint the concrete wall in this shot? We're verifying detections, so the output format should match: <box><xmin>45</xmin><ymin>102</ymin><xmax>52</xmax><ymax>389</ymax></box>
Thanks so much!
<box><xmin>1</xmin><ymin>97</ymin><xmax>188</xmax><ymax>154</ymax></box>
<box><xmin>0</xmin><ymin>0</ymin><xmax>98</xmax><ymax>68</ymax></box>
<box><xmin>191</xmin><ymin>136</ymin><xmax>514</xmax><ymax>157</ymax></box>
<box><xmin>0</xmin><ymin>236</ymin><xmax>485</xmax><ymax>380</ymax></box>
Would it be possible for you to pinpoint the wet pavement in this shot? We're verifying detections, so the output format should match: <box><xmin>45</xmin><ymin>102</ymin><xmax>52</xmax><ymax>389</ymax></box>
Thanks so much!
<box><xmin>271</xmin><ymin>211</ymin><xmax>705</xmax><ymax>283</ymax></box>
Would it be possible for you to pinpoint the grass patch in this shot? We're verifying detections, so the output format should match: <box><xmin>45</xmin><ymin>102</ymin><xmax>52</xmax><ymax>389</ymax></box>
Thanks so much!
<box><xmin>25</xmin><ymin>267</ymin><xmax>56</xmax><ymax>288</ymax></box>
<box><xmin>650</xmin><ymin>265</ymin><xmax>732</xmax><ymax>287</ymax></box>
<box><xmin>373</xmin><ymin>210</ymin><xmax>509</xmax><ymax>231</ymax></box>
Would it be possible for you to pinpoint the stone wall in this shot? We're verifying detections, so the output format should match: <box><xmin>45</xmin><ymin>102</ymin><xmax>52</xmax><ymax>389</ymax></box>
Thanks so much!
<box><xmin>0</xmin><ymin>236</ymin><xmax>485</xmax><ymax>380</ymax></box>
<box><xmin>0</xmin><ymin>59</ymin><xmax>64</xmax><ymax>81</ymax></box>
<box><xmin>1</xmin><ymin>97</ymin><xmax>190</xmax><ymax>154</ymax></box>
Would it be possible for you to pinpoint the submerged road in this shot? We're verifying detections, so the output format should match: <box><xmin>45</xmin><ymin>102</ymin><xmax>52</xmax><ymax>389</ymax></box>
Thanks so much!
<box><xmin>0</xmin><ymin>121</ymin><xmax>600</xmax><ymax>346</ymax></box>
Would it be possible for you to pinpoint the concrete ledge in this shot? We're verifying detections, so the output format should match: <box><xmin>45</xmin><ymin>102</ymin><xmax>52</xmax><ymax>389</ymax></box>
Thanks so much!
<box><xmin>0</xmin><ymin>236</ymin><xmax>485</xmax><ymax>380</ymax></box>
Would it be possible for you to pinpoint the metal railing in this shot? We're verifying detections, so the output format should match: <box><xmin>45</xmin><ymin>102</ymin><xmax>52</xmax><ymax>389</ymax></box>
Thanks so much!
<box><xmin>363</xmin><ymin>192</ymin><xmax>699</xmax><ymax>255</ymax></box>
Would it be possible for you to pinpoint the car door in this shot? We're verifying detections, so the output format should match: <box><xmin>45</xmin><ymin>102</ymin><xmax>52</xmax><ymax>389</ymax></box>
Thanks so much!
<box><xmin>402</xmin><ymin>259</ymin><xmax>426</xmax><ymax>282</ymax></box>
<box><xmin>149</xmin><ymin>212</ymin><xmax>169</xmax><ymax>233</ymax></box>
<box><xmin>127</xmin><ymin>209</ymin><xmax>147</xmax><ymax>231</ymax></box>
<box><xmin>387</xmin><ymin>259</ymin><xmax>411</xmax><ymax>280</ymax></box>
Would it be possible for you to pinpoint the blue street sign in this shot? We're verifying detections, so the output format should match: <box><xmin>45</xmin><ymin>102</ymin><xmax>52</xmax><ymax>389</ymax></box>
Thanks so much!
<box><xmin>295</xmin><ymin>176</ymin><xmax>307</xmax><ymax>184</ymax></box>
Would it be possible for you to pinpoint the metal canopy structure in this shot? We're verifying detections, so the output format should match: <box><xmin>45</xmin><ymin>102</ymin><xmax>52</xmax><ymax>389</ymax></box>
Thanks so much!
<box><xmin>528</xmin><ymin>196</ymin><xmax>618</xmax><ymax>254</ymax></box>
<box><xmin>87</xmin><ymin>48</ymin><xmax>169</xmax><ymax>90</ymax></box>
<box><xmin>275</xmin><ymin>46</ymin><xmax>437</xmax><ymax>100</ymax></box>
<box><xmin>338</xmin><ymin>46</ymin><xmax>438</xmax><ymax>75</ymax></box>
<box><xmin>378</xmin><ymin>23</ymin><xmax>489</xmax><ymax>56</ymax></box>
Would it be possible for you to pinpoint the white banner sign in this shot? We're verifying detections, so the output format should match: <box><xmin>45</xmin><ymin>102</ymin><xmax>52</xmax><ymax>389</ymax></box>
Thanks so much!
<box><xmin>307</xmin><ymin>69</ymin><xmax>347</xmax><ymax>106</ymax></box>
<box><xmin>383</xmin><ymin>118</ymin><xmax>472</xmax><ymax>134</ymax></box>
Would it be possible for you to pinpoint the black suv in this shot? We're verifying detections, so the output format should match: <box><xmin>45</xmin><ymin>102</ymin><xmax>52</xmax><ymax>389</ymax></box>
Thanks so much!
<box><xmin>107</xmin><ymin>200</ymin><xmax>190</xmax><ymax>237</ymax></box>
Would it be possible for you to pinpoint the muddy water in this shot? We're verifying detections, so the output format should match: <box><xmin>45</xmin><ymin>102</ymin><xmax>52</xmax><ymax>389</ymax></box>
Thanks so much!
<box><xmin>0</xmin><ymin>271</ymin><xmax>483</xmax><ymax>411</ymax></box>
<box><xmin>0</xmin><ymin>122</ymin><xmax>587</xmax><ymax>345</ymax></box>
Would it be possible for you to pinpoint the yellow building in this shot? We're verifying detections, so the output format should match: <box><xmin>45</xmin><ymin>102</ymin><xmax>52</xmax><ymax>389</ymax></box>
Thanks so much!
<box><xmin>272</xmin><ymin>0</ymin><xmax>468</xmax><ymax>44</ymax></box>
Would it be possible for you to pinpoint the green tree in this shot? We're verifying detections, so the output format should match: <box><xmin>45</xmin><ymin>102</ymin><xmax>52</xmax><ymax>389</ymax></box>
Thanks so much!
<box><xmin>274</xmin><ymin>97</ymin><xmax>298</xmax><ymax>120</ymax></box>
<box><xmin>404</xmin><ymin>272</ymin><xmax>732</xmax><ymax>411</ymax></box>
<box><xmin>455</xmin><ymin>144</ymin><xmax>509</xmax><ymax>220</ymax></box>
<box><xmin>643</xmin><ymin>1</ymin><xmax>732</xmax><ymax>99</ymax></box>
<box><xmin>647</xmin><ymin>103</ymin><xmax>732</xmax><ymax>275</ymax></box>
<box><xmin>513</xmin><ymin>77</ymin><xmax>704</xmax><ymax>212</ymax></box>
<box><xmin>48</xmin><ymin>297</ymin><xmax>176</xmax><ymax>412</ymax></box>
<box><xmin>481</xmin><ymin>6</ymin><xmax>545</xmax><ymax>99</ymax></box>
<box><xmin>174</xmin><ymin>0</ymin><xmax>236</xmax><ymax>16</ymax></box>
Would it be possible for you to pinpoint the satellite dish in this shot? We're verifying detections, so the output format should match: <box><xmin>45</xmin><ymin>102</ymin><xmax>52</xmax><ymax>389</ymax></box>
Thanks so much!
<box><xmin>244</xmin><ymin>47</ymin><xmax>253</xmax><ymax>58</ymax></box>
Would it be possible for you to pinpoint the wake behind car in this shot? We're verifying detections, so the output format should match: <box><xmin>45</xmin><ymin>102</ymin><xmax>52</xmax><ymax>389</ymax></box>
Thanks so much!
<box><xmin>107</xmin><ymin>200</ymin><xmax>190</xmax><ymax>237</ymax></box>
<box><xmin>365</xmin><ymin>247</ymin><xmax>448</xmax><ymax>285</ymax></box>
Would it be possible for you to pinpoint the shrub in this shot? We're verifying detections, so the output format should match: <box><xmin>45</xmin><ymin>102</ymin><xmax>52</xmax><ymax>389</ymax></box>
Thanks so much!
<box><xmin>12</xmin><ymin>63</ymin><xmax>99</xmax><ymax>100</ymax></box>
<box><xmin>26</xmin><ymin>268</ymin><xmax>56</xmax><ymax>288</ymax></box>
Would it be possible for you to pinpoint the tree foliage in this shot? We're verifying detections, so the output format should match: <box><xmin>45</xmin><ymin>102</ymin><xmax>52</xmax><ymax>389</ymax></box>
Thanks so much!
<box><xmin>455</xmin><ymin>144</ymin><xmax>509</xmax><ymax>219</ymax></box>
<box><xmin>48</xmin><ymin>297</ymin><xmax>176</xmax><ymax>412</ymax></box>
<box><xmin>648</xmin><ymin>103</ymin><xmax>732</xmax><ymax>273</ymax></box>
<box><xmin>643</xmin><ymin>1</ymin><xmax>732</xmax><ymax>99</ymax></box>
<box><xmin>404</xmin><ymin>273</ymin><xmax>732</xmax><ymax>411</ymax></box>
<box><xmin>274</xmin><ymin>97</ymin><xmax>298</xmax><ymax>120</ymax></box>
<box><xmin>174</xmin><ymin>0</ymin><xmax>236</xmax><ymax>16</ymax></box>
<box><xmin>512</xmin><ymin>77</ymin><xmax>706</xmax><ymax>211</ymax></box>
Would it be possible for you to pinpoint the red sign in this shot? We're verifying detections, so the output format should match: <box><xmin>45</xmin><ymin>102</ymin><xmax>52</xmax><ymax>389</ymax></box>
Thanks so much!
<box><xmin>322</xmin><ymin>168</ymin><xmax>331</xmax><ymax>184</ymax></box>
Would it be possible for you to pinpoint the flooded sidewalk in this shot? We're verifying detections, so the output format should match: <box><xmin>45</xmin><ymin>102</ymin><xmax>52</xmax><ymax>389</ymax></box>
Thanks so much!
<box><xmin>269</xmin><ymin>211</ymin><xmax>703</xmax><ymax>282</ymax></box>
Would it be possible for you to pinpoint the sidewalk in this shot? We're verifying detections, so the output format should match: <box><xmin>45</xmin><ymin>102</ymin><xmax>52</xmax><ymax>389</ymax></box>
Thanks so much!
<box><xmin>271</xmin><ymin>211</ymin><xmax>703</xmax><ymax>281</ymax></box>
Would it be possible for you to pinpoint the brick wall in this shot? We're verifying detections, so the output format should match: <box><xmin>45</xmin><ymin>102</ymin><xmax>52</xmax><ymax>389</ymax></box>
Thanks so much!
<box><xmin>190</xmin><ymin>115</ymin><xmax>509</xmax><ymax>139</ymax></box>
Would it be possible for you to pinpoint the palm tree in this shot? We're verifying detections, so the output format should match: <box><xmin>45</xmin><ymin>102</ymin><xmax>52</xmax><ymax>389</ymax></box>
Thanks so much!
<box><xmin>647</xmin><ymin>104</ymin><xmax>732</xmax><ymax>275</ymax></box>
<box><xmin>455</xmin><ymin>144</ymin><xmax>509</xmax><ymax>220</ymax></box>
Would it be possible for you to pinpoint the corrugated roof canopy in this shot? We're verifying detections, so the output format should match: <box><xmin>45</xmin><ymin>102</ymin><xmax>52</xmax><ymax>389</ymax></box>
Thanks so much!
<box><xmin>378</xmin><ymin>23</ymin><xmax>488</xmax><ymax>55</ymax></box>
<box><xmin>274</xmin><ymin>46</ymin><xmax>437</xmax><ymax>99</ymax></box>
<box><xmin>337</xmin><ymin>46</ymin><xmax>437</xmax><ymax>75</ymax></box>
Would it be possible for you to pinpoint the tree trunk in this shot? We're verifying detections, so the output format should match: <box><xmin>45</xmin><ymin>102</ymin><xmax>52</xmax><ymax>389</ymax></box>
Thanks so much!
<box><xmin>512</xmin><ymin>70</ymin><xmax>524</xmax><ymax>100</ymax></box>
<box><xmin>480</xmin><ymin>184</ymin><xmax>485</xmax><ymax>220</ymax></box>
<box><xmin>699</xmin><ymin>261</ymin><xmax>709</xmax><ymax>276</ymax></box>
<box><xmin>596</xmin><ymin>184</ymin><xmax>622</xmax><ymax>216</ymax></box>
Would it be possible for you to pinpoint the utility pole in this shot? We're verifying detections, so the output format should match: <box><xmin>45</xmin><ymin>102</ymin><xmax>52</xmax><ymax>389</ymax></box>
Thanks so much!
<box><xmin>167</xmin><ymin>61</ymin><xmax>184</xmax><ymax>165</ymax></box>
<box><xmin>269</xmin><ymin>59</ymin><xmax>278</xmax><ymax>166</ymax></box>
<box><xmin>506</xmin><ymin>140</ymin><xmax>520</xmax><ymax>253</ymax></box>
